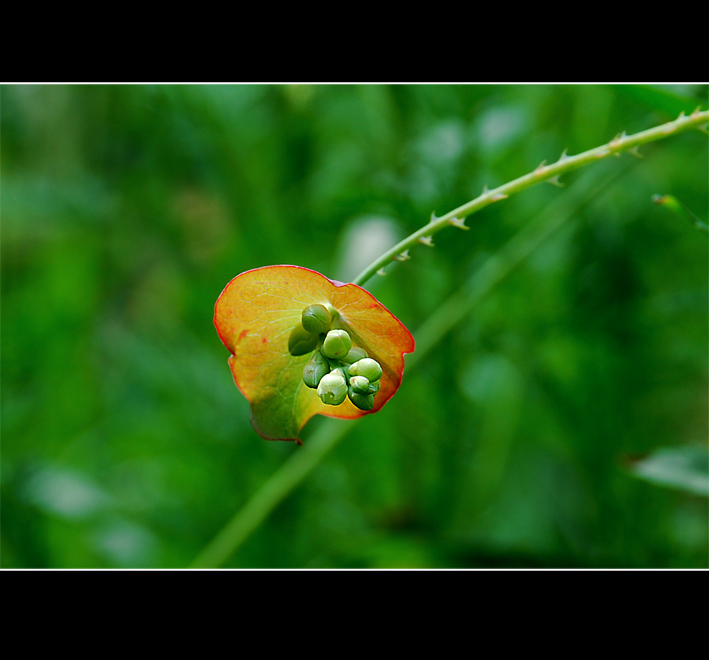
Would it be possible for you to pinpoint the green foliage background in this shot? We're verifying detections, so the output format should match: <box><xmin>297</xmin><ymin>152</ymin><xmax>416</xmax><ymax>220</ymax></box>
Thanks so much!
<box><xmin>2</xmin><ymin>84</ymin><xmax>707</xmax><ymax>569</ymax></box>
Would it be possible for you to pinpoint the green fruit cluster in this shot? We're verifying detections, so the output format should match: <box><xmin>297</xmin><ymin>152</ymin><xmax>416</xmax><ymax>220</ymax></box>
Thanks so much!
<box><xmin>289</xmin><ymin>305</ymin><xmax>383</xmax><ymax>411</ymax></box>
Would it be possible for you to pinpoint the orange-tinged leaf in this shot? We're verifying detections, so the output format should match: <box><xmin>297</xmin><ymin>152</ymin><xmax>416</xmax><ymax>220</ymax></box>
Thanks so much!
<box><xmin>214</xmin><ymin>265</ymin><xmax>414</xmax><ymax>442</ymax></box>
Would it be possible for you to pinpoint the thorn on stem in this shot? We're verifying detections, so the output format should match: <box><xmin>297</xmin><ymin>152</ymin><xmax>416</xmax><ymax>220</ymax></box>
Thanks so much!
<box><xmin>430</xmin><ymin>211</ymin><xmax>439</xmax><ymax>223</ymax></box>
<box><xmin>490</xmin><ymin>192</ymin><xmax>508</xmax><ymax>202</ymax></box>
<box><xmin>629</xmin><ymin>146</ymin><xmax>643</xmax><ymax>158</ymax></box>
<box><xmin>394</xmin><ymin>250</ymin><xmax>411</xmax><ymax>261</ymax></box>
<box><xmin>546</xmin><ymin>175</ymin><xmax>564</xmax><ymax>188</ymax></box>
<box><xmin>609</xmin><ymin>131</ymin><xmax>626</xmax><ymax>148</ymax></box>
<box><xmin>558</xmin><ymin>149</ymin><xmax>569</xmax><ymax>162</ymax></box>
<box><xmin>535</xmin><ymin>160</ymin><xmax>547</xmax><ymax>174</ymax></box>
<box><xmin>448</xmin><ymin>216</ymin><xmax>469</xmax><ymax>230</ymax></box>
<box><xmin>418</xmin><ymin>235</ymin><xmax>435</xmax><ymax>247</ymax></box>
<box><xmin>376</xmin><ymin>268</ymin><xmax>387</xmax><ymax>277</ymax></box>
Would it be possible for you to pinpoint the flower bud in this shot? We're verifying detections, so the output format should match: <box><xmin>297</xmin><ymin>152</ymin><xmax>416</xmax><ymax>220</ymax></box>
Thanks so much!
<box><xmin>317</xmin><ymin>370</ymin><xmax>347</xmax><ymax>406</ymax></box>
<box><xmin>302</xmin><ymin>351</ymin><xmax>330</xmax><ymax>389</ymax></box>
<box><xmin>341</xmin><ymin>347</ymin><xmax>368</xmax><ymax>364</ymax></box>
<box><xmin>322</xmin><ymin>329</ymin><xmax>352</xmax><ymax>360</ymax></box>
<box><xmin>288</xmin><ymin>323</ymin><xmax>319</xmax><ymax>356</ymax></box>
<box><xmin>347</xmin><ymin>357</ymin><xmax>382</xmax><ymax>382</ymax></box>
<box><xmin>301</xmin><ymin>304</ymin><xmax>332</xmax><ymax>335</ymax></box>
<box><xmin>366</xmin><ymin>380</ymin><xmax>381</xmax><ymax>395</ymax></box>
<box><xmin>349</xmin><ymin>375</ymin><xmax>370</xmax><ymax>394</ymax></box>
<box><xmin>348</xmin><ymin>390</ymin><xmax>375</xmax><ymax>411</ymax></box>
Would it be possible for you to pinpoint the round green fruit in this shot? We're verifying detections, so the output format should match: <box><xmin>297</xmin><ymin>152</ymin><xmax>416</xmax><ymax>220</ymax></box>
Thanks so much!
<box><xmin>322</xmin><ymin>329</ymin><xmax>352</xmax><ymax>360</ymax></box>
<box><xmin>301</xmin><ymin>304</ymin><xmax>332</xmax><ymax>335</ymax></box>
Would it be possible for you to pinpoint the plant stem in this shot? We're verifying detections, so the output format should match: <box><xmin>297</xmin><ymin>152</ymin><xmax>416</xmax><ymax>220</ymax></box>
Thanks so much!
<box><xmin>189</xmin><ymin>419</ymin><xmax>354</xmax><ymax>569</ymax></box>
<box><xmin>351</xmin><ymin>109</ymin><xmax>709</xmax><ymax>287</ymax></box>
<box><xmin>191</xmin><ymin>111</ymin><xmax>707</xmax><ymax>568</ymax></box>
<box><xmin>190</xmin><ymin>163</ymin><xmax>631</xmax><ymax>568</ymax></box>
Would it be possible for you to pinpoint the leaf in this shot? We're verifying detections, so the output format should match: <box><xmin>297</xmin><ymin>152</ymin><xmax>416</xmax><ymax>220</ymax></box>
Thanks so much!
<box><xmin>214</xmin><ymin>265</ymin><xmax>414</xmax><ymax>442</ymax></box>
<box><xmin>626</xmin><ymin>446</ymin><xmax>709</xmax><ymax>497</ymax></box>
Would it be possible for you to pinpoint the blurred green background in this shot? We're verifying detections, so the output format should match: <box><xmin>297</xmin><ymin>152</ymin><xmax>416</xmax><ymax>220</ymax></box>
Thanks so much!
<box><xmin>2</xmin><ymin>84</ymin><xmax>707</xmax><ymax>569</ymax></box>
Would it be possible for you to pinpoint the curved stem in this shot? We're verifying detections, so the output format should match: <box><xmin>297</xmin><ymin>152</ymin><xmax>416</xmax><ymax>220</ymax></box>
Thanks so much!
<box><xmin>191</xmin><ymin>111</ymin><xmax>707</xmax><ymax>568</ymax></box>
<box><xmin>190</xmin><ymin>419</ymin><xmax>354</xmax><ymax>569</ymax></box>
<box><xmin>351</xmin><ymin>109</ymin><xmax>709</xmax><ymax>287</ymax></box>
<box><xmin>190</xmin><ymin>163</ymin><xmax>630</xmax><ymax>569</ymax></box>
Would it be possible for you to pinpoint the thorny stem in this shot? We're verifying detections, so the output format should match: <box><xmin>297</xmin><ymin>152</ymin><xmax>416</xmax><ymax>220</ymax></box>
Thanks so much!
<box><xmin>351</xmin><ymin>109</ymin><xmax>709</xmax><ymax>287</ymax></box>
<box><xmin>191</xmin><ymin>111</ymin><xmax>708</xmax><ymax>568</ymax></box>
<box><xmin>189</xmin><ymin>163</ymin><xmax>622</xmax><ymax>569</ymax></box>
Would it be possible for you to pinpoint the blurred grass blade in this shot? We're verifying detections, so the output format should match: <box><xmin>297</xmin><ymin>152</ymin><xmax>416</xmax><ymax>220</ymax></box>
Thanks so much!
<box><xmin>652</xmin><ymin>194</ymin><xmax>709</xmax><ymax>234</ymax></box>
<box><xmin>626</xmin><ymin>446</ymin><xmax>709</xmax><ymax>497</ymax></box>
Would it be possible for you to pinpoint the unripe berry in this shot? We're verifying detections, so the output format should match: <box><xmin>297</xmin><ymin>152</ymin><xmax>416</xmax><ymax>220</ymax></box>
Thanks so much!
<box><xmin>347</xmin><ymin>357</ymin><xmax>382</xmax><ymax>382</ymax></box>
<box><xmin>317</xmin><ymin>370</ymin><xmax>347</xmax><ymax>406</ymax></box>
<box><xmin>288</xmin><ymin>323</ymin><xmax>319</xmax><ymax>356</ymax></box>
<box><xmin>322</xmin><ymin>329</ymin><xmax>352</xmax><ymax>360</ymax></box>
<box><xmin>349</xmin><ymin>375</ymin><xmax>370</xmax><ymax>394</ymax></box>
<box><xmin>348</xmin><ymin>390</ymin><xmax>375</xmax><ymax>411</ymax></box>
<box><xmin>301</xmin><ymin>304</ymin><xmax>332</xmax><ymax>335</ymax></box>
<box><xmin>302</xmin><ymin>351</ymin><xmax>330</xmax><ymax>389</ymax></box>
<box><xmin>341</xmin><ymin>347</ymin><xmax>368</xmax><ymax>364</ymax></box>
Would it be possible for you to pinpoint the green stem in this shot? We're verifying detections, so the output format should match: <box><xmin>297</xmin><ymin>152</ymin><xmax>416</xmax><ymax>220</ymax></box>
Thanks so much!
<box><xmin>190</xmin><ymin>163</ymin><xmax>628</xmax><ymax>569</ymax></box>
<box><xmin>190</xmin><ymin>111</ymin><xmax>707</xmax><ymax>568</ymax></box>
<box><xmin>189</xmin><ymin>419</ymin><xmax>354</xmax><ymax>569</ymax></box>
<box><xmin>351</xmin><ymin>109</ymin><xmax>709</xmax><ymax>287</ymax></box>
